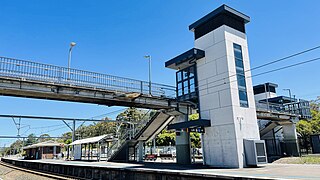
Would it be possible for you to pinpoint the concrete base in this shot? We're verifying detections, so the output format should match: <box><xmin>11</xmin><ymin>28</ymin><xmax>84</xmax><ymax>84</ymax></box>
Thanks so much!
<box><xmin>138</xmin><ymin>141</ymin><xmax>143</xmax><ymax>162</ymax></box>
<box><xmin>282</xmin><ymin>123</ymin><xmax>299</xmax><ymax>156</ymax></box>
<box><xmin>176</xmin><ymin>131</ymin><xmax>191</xmax><ymax>165</ymax></box>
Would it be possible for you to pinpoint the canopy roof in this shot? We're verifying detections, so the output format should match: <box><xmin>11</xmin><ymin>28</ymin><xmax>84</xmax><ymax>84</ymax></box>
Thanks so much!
<box><xmin>23</xmin><ymin>141</ymin><xmax>64</xmax><ymax>150</ymax></box>
<box><xmin>70</xmin><ymin>134</ymin><xmax>115</xmax><ymax>145</ymax></box>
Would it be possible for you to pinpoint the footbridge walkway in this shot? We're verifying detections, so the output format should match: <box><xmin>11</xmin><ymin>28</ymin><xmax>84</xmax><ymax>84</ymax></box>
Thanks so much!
<box><xmin>0</xmin><ymin>56</ymin><xmax>177</xmax><ymax>109</ymax></box>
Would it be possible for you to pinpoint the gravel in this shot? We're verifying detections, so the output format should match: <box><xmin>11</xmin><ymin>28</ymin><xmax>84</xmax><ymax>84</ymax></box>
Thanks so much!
<box><xmin>0</xmin><ymin>163</ymin><xmax>54</xmax><ymax>180</ymax></box>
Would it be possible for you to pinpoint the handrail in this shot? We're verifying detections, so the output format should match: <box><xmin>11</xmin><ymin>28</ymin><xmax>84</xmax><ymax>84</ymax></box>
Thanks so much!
<box><xmin>0</xmin><ymin>56</ymin><xmax>176</xmax><ymax>98</ymax></box>
<box><xmin>105</xmin><ymin>110</ymin><xmax>156</xmax><ymax>160</ymax></box>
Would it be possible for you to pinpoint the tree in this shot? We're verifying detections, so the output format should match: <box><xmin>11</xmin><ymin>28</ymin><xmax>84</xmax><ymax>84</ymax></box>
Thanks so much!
<box><xmin>296</xmin><ymin>98</ymin><xmax>320</xmax><ymax>151</ymax></box>
<box><xmin>25</xmin><ymin>133</ymin><xmax>37</xmax><ymax>146</ymax></box>
<box><xmin>59</xmin><ymin>132</ymin><xmax>72</xmax><ymax>144</ymax></box>
<box><xmin>38</xmin><ymin>134</ymin><xmax>52</xmax><ymax>142</ymax></box>
<box><xmin>73</xmin><ymin>108</ymin><xmax>146</xmax><ymax>140</ymax></box>
<box><xmin>8</xmin><ymin>140</ymin><xmax>23</xmax><ymax>155</ymax></box>
<box><xmin>156</xmin><ymin>129</ymin><xmax>175</xmax><ymax>146</ymax></box>
<box><xmin>297</xmin><ymin>120</ymin><xmax>313</xmax><ymax>138</ymax></box>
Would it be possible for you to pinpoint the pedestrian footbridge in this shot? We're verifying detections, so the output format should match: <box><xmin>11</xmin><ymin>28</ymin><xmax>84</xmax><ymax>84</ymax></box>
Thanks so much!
<box><xmin>0</xmin><ymin>56</ymin><xmax>178</xmax><ymax>109</ymax></box>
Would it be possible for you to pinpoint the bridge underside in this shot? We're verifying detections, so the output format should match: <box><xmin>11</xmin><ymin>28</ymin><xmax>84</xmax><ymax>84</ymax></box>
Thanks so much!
<box><xmin>0</xmin><ymin>77</ymin><xmax>175</xmax><ymax>109</ymax></box>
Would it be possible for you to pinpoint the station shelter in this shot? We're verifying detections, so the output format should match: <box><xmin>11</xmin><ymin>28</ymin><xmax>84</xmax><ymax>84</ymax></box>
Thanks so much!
<box><xmin>23</xmin><ymin>141</ymin><xmax>64</xmax><ymax>160</ymax></box>
<box><xmin>68</xmin><ymin>134</ymin><xmax>116</xmax><ymax>161</ymax></box>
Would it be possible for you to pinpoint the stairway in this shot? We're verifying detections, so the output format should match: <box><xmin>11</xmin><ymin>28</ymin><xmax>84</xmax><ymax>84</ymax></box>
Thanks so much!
<box><xmin>107</xmin><ymin>110</ymin><xmax>177</xmax><ymax>162</ymax></box>
<box><xmin>260</xmin><ymin>121</ymin><xmax>279</xmax><ymax>137</ymax></box>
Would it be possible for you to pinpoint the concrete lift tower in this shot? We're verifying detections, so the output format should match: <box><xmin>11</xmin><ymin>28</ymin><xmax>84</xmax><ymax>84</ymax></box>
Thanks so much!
<box><xmin>166</xmin><ymin>5</ymin><xmax>263</xmax><ymax>168</ymax></box>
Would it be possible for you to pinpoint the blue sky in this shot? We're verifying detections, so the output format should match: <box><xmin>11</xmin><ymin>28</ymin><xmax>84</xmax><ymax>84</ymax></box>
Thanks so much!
<box><xmin>1</xmin><ymin>1</ymin><xmax>320</xmax><ymax>146</ymax></box>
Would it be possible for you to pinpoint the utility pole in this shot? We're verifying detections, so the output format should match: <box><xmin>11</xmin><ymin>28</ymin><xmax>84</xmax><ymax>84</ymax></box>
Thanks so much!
<box><xmin>11</xmin><ymin>117</ymin><xmax>21</xmax><ymax>137</ymax></box>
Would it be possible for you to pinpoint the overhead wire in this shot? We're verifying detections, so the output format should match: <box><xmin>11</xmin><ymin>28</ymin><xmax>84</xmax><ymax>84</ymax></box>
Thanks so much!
<box><xmin>169</xmin><ymin>45</ymin><xmax>320</xmax><ymax>97</ymax></box>
<box><xmin>195</xmin><ymin>57</ymin><xmax>320</xmax><ymax>96</ymax></box>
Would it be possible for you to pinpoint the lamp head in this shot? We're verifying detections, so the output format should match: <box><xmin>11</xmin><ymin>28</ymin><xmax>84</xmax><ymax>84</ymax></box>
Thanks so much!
<box><xmin>70</xmin><ymin>42</ymin><xmax>76</xmax><ymax>47</ymax></box>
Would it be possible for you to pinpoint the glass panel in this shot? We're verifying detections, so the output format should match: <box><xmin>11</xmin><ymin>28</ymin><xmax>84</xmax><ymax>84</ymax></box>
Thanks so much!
<box><xmin>183</xmin><ymin>81</ymin><xmax>189</xmax><ymax>94</ymax></box>
<box><xmin>190</xmin><ymin>83</ymin><xmax>195</xmax><ymax>93</ymax></box>
<box><xmin>235</xmin><ymin>59</ymin><xmax>244</xmax><ymax>68</ymax></box>
<box><xmin>234</xmin><ymin>43</ymin><xmax>248</xmax><ymax>108</ymax></box>
<box><xmin>237</xmin><ymin>74</ymin><xmax>246</xmax><ymax>87</ymax></box>
<box><xmin>189</xmin><ymin>66</ymin><xmax>195</xmax><ymax>77</ymax></box>
<box><xmin>236</xmin><ymin>67</ymin><xmax>244</xmax><ymax>75</ymax></box>
<box><xmin>177</xmin><ymin>83</ymin><xmax>182</xmax><ymax>96</ymax></box>
<box><xmin>239</xmin><ymin>90</ymin><xmax>248</xmax><ymax>101</ymax></box>
<box><xmin>177</xmin><ymin>71</ymin><xmax>182</xmax><ymax>82</ymax></box>
<box><xmin>190</xmin><ymin>78</ymin><xmax>195</xmax><ymax>92</ymax></box>
<box><xmin>234</xmin><ymin>50</ymin><xmax>243</xmax><ymax>59</ymax></box>
<box><xmin>183</xmin><ymin>71</ymin><xmax>188</xmax><ymax>80</ymax></box>
<box><xmin>233</xmin><ymin>43</ymin><xmax>242</xmax><ymax>51</ymax></box>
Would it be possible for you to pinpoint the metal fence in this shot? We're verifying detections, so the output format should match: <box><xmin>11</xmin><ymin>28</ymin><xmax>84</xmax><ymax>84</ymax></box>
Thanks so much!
<box><xmin>0</xmin><ymin>56</ymin><xmax>176</xmax><ymax>98</ymax></box>
<box><xmin>255</xmin><ymin>102</ymin><xmax>296</xmax><ymax>115</ymax></box>
<box><xmin>256</xmin><ymin>101</ymin><xmax>312</xmax><ymax>119</ymax></box>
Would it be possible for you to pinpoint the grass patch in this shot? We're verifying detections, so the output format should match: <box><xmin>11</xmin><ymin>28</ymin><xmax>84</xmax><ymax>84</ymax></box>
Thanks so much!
<box><xmin>274</xmin><ymin>155</ymin><xmax>320</xmax><ymax>164</ymax></box>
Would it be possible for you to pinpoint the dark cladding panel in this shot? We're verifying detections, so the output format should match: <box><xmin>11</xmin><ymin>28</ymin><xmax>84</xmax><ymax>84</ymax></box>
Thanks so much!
<box><xmin>165</xmin><ymin>48</ymin><xmax>205</xmax><ymax>70</ymax></box>
<box><xmin>189</xmin><ymin>4</ymin><xmax>250</xmax><ymax>40</ymax></box>
<box><xmin>194</xmin><ymin>13</ymin><xmax>246</xmax><ymax>39</ymax></box>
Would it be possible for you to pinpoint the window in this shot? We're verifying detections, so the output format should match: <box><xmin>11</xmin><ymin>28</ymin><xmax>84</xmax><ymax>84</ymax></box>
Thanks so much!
<box><xmin>176</xmin><ymin>65</ymin><xmax>197</xmax><ymax>99</ymax></box>
<box><xmin>234</xmin><ymin>43</ymin><xmax>249</xmax><ymax>108</ymax></box>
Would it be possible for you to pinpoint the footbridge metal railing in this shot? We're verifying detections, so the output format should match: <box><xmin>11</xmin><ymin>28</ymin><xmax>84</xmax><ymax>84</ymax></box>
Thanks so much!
<box><xmin>256</xmin><ymin>101</ymin><xmax>312</xmax><ymax>119</ymax></box>
<box><xmin>0</xmin><ymin>56</ymin><xmax>176</xmax><ymax>98</ymax></box>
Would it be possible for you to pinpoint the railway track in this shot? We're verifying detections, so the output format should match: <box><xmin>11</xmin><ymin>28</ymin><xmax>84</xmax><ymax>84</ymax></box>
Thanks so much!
<box><xmin>0</xmin><ymin>161</ymin><xmax>74</xmax><ymax>180</ymax></box>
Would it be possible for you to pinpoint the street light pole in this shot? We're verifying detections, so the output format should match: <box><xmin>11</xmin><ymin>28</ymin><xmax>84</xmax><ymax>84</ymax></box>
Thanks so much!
<box><xmin>144</xmin><ymin>55</ymin><xmax>152</xmax><ymax>95</ymax></box>
<box><xmin>68</xmin><ymin>42</ymin><xmax>76</xmax><ymax>80</ymax></box>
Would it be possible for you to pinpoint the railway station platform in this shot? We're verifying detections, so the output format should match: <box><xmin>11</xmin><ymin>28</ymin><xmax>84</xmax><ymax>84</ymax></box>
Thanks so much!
<box><xmin>2</xmin><ymin>157</ymin><xmax>320</xmax><ymax>180</ymax></box>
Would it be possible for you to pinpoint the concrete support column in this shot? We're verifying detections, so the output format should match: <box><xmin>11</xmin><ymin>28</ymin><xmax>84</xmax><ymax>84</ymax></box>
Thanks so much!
<box><xmin>282</xmin><ymin>123</ymin><xmax>299</xmax><ymax>156</ymax></box>
<box><xmin>175</xmin><ymin>112</ymin><xmax>191</xmax><ymax>165</ymax></box>
<box><xmin>53</xmin><ymin>146</ymin><xmax>56</xmax><ymax>158</ymax></box>
<box><xmin>138</xmin><ymin>141</ymin><xmax>144</xmax><ymax>162</ymax></box>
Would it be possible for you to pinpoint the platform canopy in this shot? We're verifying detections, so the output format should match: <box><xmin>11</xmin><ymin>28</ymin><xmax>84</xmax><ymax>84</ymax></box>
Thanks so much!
<box><xmin>23</xmin><ymin>141</ymin><xmax>64</xmax><ymax>150</ymax></box>
<box><xmin>165</xmin><ymin>48</ymin><xmax>205</xmax><ymax>70</ymax></box>
<box><xmin>70</xmin><ymin>134</ymin><xmax>115</xmax><ymax>145</ymax></box>
<box><xmin>167</xmin><ymin>119</ymin><xmax>211</xmax><ymax>130</ymax></box>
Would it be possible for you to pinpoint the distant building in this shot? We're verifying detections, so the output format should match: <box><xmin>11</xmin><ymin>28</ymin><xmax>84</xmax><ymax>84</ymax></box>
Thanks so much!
<box><xmin>23</xmin><ymin>141</ymin><xmax>64</xmax><ymax>160</ymax></box>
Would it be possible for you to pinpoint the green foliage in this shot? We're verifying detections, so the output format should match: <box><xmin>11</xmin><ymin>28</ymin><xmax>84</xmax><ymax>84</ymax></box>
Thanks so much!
<box><xmin>38</xmin><ymin>134</ymin><xmax>52</xmax><ymax>142</ymax></box>
<box><xmin>25</xmin><ymin>133</ymin><xmax>37</xmax><ymax>146</ymax></box>
<box><xmin>189</xmin><ymin>113</ymin><xmax>201</xmax><ymax>148</ymax></box>
<box><xmin>297</xmin><ymin>98</ymin><xmax>320</xmax><ymax>138</ymax></box>
<box><xmin>59</xmin><ymin>132</ymin><xmax>72</xmax><ymax>144</ymax></box>
<box><xmin>155</xmin><ymin>113</ymin><xmax>202</xmax><ymax>148</ymax></box>
<box><xmin>190</xmin><ymin>132</ymin><xmax>201</xmax><ymax>148</ymax></box>
<box><xmin>297</xmin><ymin>120</ymin><xmax>313</xmax><ymax>138</ymax></box>
<box><xmin>189</xmin><ymin>113</ymin><xmax>199</xmax><ymax>120</ymax></box>
<box><xmin>116</xmin><ymin>107</ymin><xmax>144</xmax><ymax>123</ymax></box>
<box><xmin>156</xmin><ymin>129</ymin><xmax>175</xmax><ymax>146</ymax></box>
<box><xmin>72</xmin><ymin>107</ymin><xmax>145</xmax><ymax>140</ymax></box>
